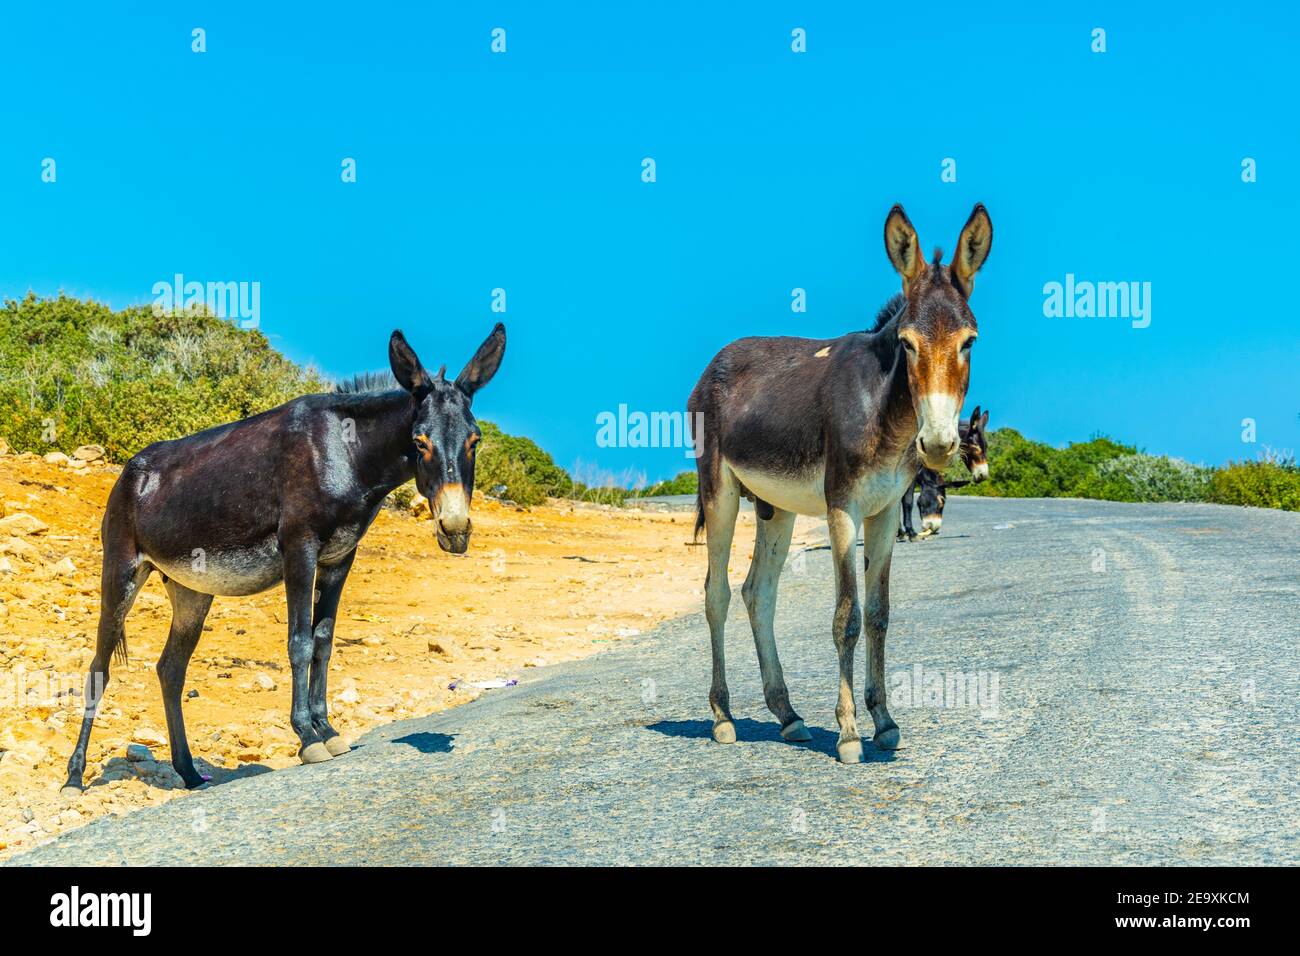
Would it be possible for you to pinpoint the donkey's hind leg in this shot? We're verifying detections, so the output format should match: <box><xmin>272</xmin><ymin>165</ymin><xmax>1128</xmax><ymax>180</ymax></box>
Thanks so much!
<box><xmin>703</xmin><ymin>473</ymin><xmax>741</xmax><ymax>743</ymax></box>
<box><xmin>827</xmin><ymin>504</ymin><xmax>865</xmax><ymax>764</ymax></box>
<box><xmin>61</xmin><ymin>551</ymin><xmax>152</xmax><ymax>796</ymax></box>
<box><xmin>741</xmin><ymin>508</ymin><xmax>810</xmax><ymax>742</ymax></box>
<box><xmin>158</xmin><ymin>579</ymin><xmax>214</xmax><ymax>788</ymax></box>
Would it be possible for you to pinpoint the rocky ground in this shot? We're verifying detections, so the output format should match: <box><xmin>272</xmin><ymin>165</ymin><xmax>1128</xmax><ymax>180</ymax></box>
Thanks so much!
<box><xmin>0</xmin><ymin>445</ymin><xmax>814</xmax><ymax>859</ymax></box>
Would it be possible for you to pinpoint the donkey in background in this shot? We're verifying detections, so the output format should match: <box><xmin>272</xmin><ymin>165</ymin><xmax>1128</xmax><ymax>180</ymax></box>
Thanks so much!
<box><xmin>898</xmin><ymin>406</ymin><xmax>990</xmax><ymax>540</ymax></box>
<box><xmin>62</xmin><ymin>326</ymin><xmax>505</xmax><ymax>794</ymax></box>
<box><xmin>689</xmin><ymin>204</ymin><xmax>992</xmax><ymax>762</ymax></box>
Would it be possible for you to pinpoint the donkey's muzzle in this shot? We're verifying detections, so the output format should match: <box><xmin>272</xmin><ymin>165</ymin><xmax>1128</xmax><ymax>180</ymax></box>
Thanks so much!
<box><xmin>436</xmin><ymin>519</ymin><xmax>471</xmax><ymax>555</ymax></box>
<box><xmin>917</xmin><ymin>435</ymin><xmax>959</xmax><ymax>470</ymax></box>
<box><xmin>916</xmin><ymin>393</ymin><xmax>961</xmax><ymax>470</ymax></box>
<box><xmin>433</xmin><ymin>483</ymin><xmax>471</xmax><ymax>553</ymax></box>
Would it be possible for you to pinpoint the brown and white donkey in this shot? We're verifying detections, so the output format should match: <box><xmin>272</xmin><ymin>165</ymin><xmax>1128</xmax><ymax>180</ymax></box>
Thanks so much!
<box><xmin>688</xmin><ymin>204</ymin><xmax>992</xmax><ymax>762</ymax></box>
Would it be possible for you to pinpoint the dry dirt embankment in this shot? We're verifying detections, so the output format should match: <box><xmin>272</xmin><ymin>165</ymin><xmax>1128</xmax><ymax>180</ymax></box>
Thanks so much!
<box><xmin>0</xmin><ymin>449</ymin><xmax>818</xmax><ymax>858</ymax></box>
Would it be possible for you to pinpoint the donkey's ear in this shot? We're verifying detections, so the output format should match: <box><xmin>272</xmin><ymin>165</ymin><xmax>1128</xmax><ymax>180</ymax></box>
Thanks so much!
<box><xmin>389</xmin><ymin>330</ymin><xmax>430</xmax><ymax>394</ymax></box>
<box><xmin>951</xmin><ymin>203</ymin><xmax>993</xmax><ymax>297</ymax></box>
<box><xmin>884</xmin><ymin>204</ymin><xmax>925</xmax><ymax>294</ymax></box>
<box><xmin>455</xmin><ymin>323</ymin><xmax>506</xmax><ymax>400</ymax></box>
<box><xmin>980</xmin><ymin>409</ymin><xmax>990</xmax><ymax>431</ymax></box>
<box><xmin>969</xmin><ymin>405</ymin><xmax>982</xmax><ymax>429</ymax></box>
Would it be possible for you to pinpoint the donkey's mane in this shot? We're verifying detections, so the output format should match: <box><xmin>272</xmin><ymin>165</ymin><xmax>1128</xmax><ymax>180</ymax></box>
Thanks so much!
<box><xmin>869</xmin><ymin>293</ymin><xmax>907</xmax><ymax>333</ymax></box>
<box><xmin>333</xmin><ymin>370</ymin><xmax>400</xmax><ymax>394</ymax></box>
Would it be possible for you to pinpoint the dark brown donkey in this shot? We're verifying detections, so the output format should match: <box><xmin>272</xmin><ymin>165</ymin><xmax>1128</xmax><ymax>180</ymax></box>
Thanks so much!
<box><xmin>61</xmin><ymin>326</ymin><xmax>505</xmax><ymax>794</ymax></box>
<box><xmin>688</xmin><ymin>204</ymin><xmax>992</xmax><ymax>762</ymax></box>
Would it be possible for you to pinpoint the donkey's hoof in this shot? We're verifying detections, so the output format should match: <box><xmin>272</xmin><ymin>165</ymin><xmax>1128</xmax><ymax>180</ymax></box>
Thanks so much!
<box><xmin>780</xmin><ymin>719</ymin><xmax>812</xmax><ymax>742</ymax></box>
<box><xmin>873</xmin><ymin>726</ymin><xmax>901</xmax><ymax>750</ymax></box>
<box><xmin>59</xmin><ymin>785</ymin><xmax>84</xmax><ymax>800</ymax></box>
<box><xmin>323</xmin><ymin>735</ymin><xmax>351</xmax><ymax>757</ymax></box>
<box><xmin>299</xmin><ymin>742</ymin><xmax>333</xmax><ymax>764</ymax></box>
<box><xmin>712</xmin><ymin>720</ymin><xmax>737</xmax><ymax>744</ymax></box>
<box><xmin>836</xmin><ymin>740</ymin><xmax>863</xmax><ymax>764</ymax></box>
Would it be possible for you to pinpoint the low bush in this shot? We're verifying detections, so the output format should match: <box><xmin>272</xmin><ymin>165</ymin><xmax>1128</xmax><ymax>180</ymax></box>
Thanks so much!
<box><xmin>474</xmin><ymin>421</ymin><xmax>572</xmax><ymax>507</ymax></box>
<box><xmin>953</xmin><ymin>429</ymin><xmax>1135</xmax><ymax>499</ymax></box>
<box><xmin>637</xmin><ymin>470</ymin><xmax>699</xmax><ymax>497</ymax></box>
<box><xmin>1093</xmin><ymin>453</ymin><xmax>1211</xmax><ymax>503</ymax></box>
<box><xmin>1207</xmin><ymin>460</ymin><xmax>1300</xmax><ymax>511</ymax></box>
<box><xmin>954</xmin><ymin>428</ymin><xmax>1296</xmax><ymax>511</ymax></box>
<box><xmin>0</xmin><ymin>293</ymin><xmax>322</xmax><ymax>462</ymax></box>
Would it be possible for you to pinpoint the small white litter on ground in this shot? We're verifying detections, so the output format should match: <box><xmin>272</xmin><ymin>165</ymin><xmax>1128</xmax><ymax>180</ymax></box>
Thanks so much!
<box><xmin>447</xmin><ymin>678</ymin><xmax>519</xmax><ymax>691</ymax></box>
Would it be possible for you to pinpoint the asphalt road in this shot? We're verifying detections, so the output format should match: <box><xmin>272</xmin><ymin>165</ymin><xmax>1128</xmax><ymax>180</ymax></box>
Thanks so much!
<box><xmin>11</xmin><ymin>498</ymin><xmax>1298</xmax><ymax>865</ymax></box>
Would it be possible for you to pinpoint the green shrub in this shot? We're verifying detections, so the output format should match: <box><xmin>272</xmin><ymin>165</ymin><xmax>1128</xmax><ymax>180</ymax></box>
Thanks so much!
<box><xmin>1093</xmin><ymin>453</ymin><xmax>1211</xmax><ymax>503</ymax></box>
<box><xmin>0</xmin><ymin>296</ymin><xmax>623</xmax><ymax>511</ymax></box>
<box><xmin>637</xmin><ymin>470</ymin><xmax>699</xmax><ymax>497</ymax></box>
<box><xmin>474</xmin><ymin>421</ymin><xmax>572</xmax><ymax>507</ymax></box>
<box><xmin>952</xmin><ymin>429</ymin><xmax>1300</xmax><ymax>511</ymax></box>
<box><xmin>1207</xmin><ymin>461</ymin><xmax>1300</xmax><ymax>511</ymax></box>
<box><xmin>0</xmin><ymin>293</ymin><xmax>322</xmax><ymax>461</ymax></box>
<box><xmin>954</xmin><ymin>428</ymin><xmax>1135</xmax><ymax>499</ymax></box>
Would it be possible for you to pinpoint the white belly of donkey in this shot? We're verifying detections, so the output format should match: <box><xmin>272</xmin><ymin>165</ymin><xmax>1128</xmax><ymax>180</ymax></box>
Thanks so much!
<box><xmin>727</xmin><ymin>460</ymin><xmax>828</xmax><ymax>517</ymax></box>
<box><xmin>727</xmin><ymin>459</ymin><xmax>915</xmax><ymax>519</ymax></box>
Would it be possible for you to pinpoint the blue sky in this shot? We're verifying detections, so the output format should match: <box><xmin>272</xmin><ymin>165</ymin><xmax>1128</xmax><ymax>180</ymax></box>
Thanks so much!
<box><xmin>3</xmin><ymin>2</ymin><xmax>1297</xmax><ymax>482</ymax></box>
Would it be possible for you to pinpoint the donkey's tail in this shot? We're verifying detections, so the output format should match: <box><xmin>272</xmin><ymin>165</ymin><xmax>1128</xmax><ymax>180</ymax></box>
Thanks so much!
<box><xmin>693</xmin><ymin>493</ymin><xmax>705</xmax><ymax>543</ymax></box>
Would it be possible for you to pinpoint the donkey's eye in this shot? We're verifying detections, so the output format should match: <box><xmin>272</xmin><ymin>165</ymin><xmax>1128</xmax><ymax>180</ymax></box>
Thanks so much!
<box><xmin>900</xmin><ymin>338</ymin><xmax>917</xmax><ymax>353</ymax></box>
<box><xmin>961</xmin><ymin>338</ymin><xmax>976</xmax><ymax>352</ymax></box>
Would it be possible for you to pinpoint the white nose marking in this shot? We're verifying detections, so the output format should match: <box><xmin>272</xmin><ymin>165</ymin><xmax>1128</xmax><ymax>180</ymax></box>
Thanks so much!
<box><xmin>917</xmin><ymin>392</ymin><xmax>961</xmax><ymax>463</ymax></box>
<box><xmin>436</xmin><ymin>485</ymin><xmax>470</xmax><ymax>532</ymax></box>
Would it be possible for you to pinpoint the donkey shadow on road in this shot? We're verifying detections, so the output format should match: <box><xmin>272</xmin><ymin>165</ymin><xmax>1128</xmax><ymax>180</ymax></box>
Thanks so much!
<box><xmin>391</xmin><ymin>731</ymin><xmax>455</xmax><ymax>754</ymax></box>
<box><xmin>81</xmin><ymin>732</ymin><xmax>454</xmax><ymax>795</ymax></box>
<box><xmin>83</xmin><ymin>755</ymin><xmax>273</xmax><ymax>795</ymax></box>
<box><xmin>646</xmin><ymin>718</ymin><xmax>896</xmax><ymax>763</ymax></box>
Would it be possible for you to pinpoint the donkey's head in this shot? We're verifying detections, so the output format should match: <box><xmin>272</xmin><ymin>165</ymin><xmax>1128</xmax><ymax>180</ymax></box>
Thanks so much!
<box><xmin>917</xmin><ymin>469</ymin><xmax>974</xmax><ymax>535</ymax></box>
<box><xmin>960</xmin><ymin>405</ymin><xmax>991</xmax><ymax>482</ymax></box>
<box><xmin>916</xmin><ymin>468</ymin><xmax>947</xmax><ymax>535</ymax></box>
<box><xmin>884</xmin><ymin>203</ymin><xmax>993</xmax><ymax>471</ymax></box>
<box><xmin>388</xmin><ymin>324</ymin><xmax>506</xmax><ymax>554</ymax></box>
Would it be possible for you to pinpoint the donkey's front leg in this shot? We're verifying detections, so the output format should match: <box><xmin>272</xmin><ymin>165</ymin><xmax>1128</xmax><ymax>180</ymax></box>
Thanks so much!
<box><xmin>282</xmin><ymin>535</ymin><xmax>331</xmax><ymax>764</ymax></box>
<box><xmin>827</xmin><ymin>505</ymin><xmax>864</xmax><ymax>764</ymax></box>
<box><xmin>310</xmin><ymin>550</ymin><xmax>357</xmax><ymax>757</ymax></box>
<box><xmin>862</xmin><ymin>512</ymin><xmax>901</xmax><ymax>749</ymax></box>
